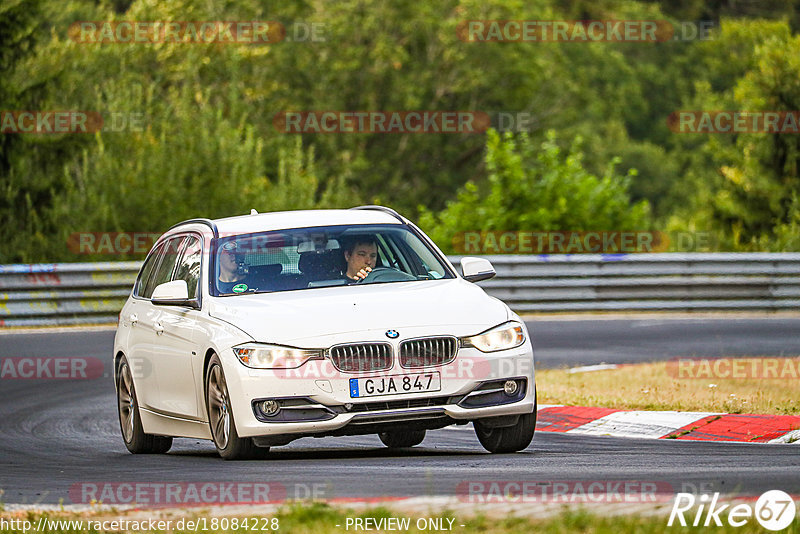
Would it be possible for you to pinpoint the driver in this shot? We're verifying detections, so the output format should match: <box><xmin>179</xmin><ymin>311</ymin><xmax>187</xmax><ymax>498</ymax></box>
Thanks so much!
<box><xmin>343</xmin><ymin>236</ymin><xmax>378</xmax><ymax>283</ymax></box>
<box><xmin>218</xmin><ymin>241</ymin><xmax>250</xmax><ymax>293</ymax></box>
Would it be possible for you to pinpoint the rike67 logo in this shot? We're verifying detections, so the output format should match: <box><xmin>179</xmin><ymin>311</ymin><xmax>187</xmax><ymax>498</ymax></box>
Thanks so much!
<box><xmin>668</xmin><ymin>490</ymin><xmax>796</xmax><ymax>531</ymax></box>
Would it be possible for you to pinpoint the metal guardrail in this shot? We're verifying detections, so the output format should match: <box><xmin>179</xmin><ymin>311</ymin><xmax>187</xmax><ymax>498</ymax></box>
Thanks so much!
<box><xmin>1</xmin><ymin>254</ymin><xmax>799</xmax><ymax>326</ymax></box>
<box><xmin>454</xmin><ymin>253</ymin><xmax>800</xmax><ymax>312</ymax></box>
<box><xmin>0</xmin><ymin>262</ymin><xmax>141</xmax><ymax>327</ymax></box>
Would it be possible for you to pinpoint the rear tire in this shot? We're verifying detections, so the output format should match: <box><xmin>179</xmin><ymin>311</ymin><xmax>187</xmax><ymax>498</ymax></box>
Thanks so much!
<box><xmin>475</xmin><ymin>395</ymin><xmax>537</xmax><ymax>454</ymax></box>
<box><xmin>116</xmin><ymin>357</ymin><xmax>172</xmax><ymax>454</ymax></box>
<box><xmin>206</xmin><ymin>354</ymin><xmax>266</xmax><ymax>460</ymax></box>
<box><xmin>379</xmin><ymin>430</ymin><xmax>426</xmax><ymax>448</ymax></box>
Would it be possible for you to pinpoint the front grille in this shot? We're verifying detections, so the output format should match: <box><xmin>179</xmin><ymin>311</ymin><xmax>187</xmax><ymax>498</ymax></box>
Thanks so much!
<box><xmin>329</xmin><ymin>343</ymin><xmax>392</xmax><ymax>372</ymax></box>
<box><xmin>399</xmin><ymin>337</ymin><xmax>457</xmax><ymax>368</ymax></box>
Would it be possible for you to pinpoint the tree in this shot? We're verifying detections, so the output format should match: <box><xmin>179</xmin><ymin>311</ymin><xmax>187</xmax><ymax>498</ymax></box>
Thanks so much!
<box><xmin>666</xmin><ymin>20</ymin><xmax>800</xmax><ymax>250</ymax></box>
<box><xmin>418</xmin><ymin>129</ymin><xmax>650</xmax><ymax>252</ymax></box>
<box><xmin>0</xmin><ymin>0</ymin><xmax>41</xmax><ymax>174</ymax></box>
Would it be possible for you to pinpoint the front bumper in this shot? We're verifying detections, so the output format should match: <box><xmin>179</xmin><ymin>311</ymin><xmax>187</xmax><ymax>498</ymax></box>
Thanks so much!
<box><xmin>223</xmin><ymin>345</ymin><xmax>536</xmax><ymax>439</ymax></box>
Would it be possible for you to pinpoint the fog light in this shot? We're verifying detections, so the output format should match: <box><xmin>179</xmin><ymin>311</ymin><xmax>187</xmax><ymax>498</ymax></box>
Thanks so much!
<box><xmin>260</xmin><ymin>400</ymin><xmax>280</xmax><ymax>416</ymax></box>
<box><xmin>503</xmin><ymin>380</ymin><xmax>518</xmax><ymax>396</ymax></box>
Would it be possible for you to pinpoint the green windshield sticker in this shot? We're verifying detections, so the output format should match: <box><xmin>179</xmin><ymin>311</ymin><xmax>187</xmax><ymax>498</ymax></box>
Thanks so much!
<box><xmin>232</xmin><ymin>283</ymin><xmax>248</xmax><ymax>293</ymax></box>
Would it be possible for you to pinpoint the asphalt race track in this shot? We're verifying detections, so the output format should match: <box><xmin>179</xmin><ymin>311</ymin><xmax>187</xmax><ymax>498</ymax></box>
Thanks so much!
<box><xmin>1</xmin><ymin>318</ymin><xmax>799</xmax><ymax>505</ymax></box>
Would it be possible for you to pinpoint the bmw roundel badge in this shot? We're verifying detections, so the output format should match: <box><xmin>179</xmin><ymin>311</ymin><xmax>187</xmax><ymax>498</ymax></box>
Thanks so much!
<box><xmin>385</xmin><ymin>329</ymin><xmax>399</xmax><ymax>339</ymax></box>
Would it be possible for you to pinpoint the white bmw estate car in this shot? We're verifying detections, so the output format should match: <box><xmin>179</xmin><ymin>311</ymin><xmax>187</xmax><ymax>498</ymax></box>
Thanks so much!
<box><xmin>113</xmin><ymin>206</ymin><xmax>536</xmax><ymax>459</ymax></box>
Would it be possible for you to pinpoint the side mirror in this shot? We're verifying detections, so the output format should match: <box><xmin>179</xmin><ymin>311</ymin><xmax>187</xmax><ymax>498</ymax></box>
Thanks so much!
<box><xmin>460</xmin><ymin>257</ymin><xmax>496</xmax><ymax>282</ymax></box>
<box><xmin>151</xmin><ymin>280</ymin><xmax>198</xmax><ymax>307</ymax></box>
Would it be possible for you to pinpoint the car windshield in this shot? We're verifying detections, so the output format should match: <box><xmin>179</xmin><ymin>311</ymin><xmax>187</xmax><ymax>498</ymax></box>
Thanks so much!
<box><xmin>213</xmin><ymin>224</ymin><xmax>454</xmax><ymax>295</ymax></box>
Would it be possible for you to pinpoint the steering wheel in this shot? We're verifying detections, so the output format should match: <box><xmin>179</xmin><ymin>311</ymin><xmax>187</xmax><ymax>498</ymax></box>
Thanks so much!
<box><xmin>356</xmin><ymin>267</ymin><xmax>416</xmax><ymax>283</ymax></box>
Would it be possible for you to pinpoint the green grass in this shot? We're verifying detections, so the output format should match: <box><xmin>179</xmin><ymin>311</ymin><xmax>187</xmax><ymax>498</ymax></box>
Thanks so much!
<box><xmin>538</xmin><ymin>358</ymin><xmax>800</xmax><ymax>415</ymax></box>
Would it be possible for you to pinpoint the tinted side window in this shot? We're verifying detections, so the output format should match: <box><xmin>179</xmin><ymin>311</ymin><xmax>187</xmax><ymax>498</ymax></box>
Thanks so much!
<box><xmin>134</xmin><ymin>243</ymin><xmax>164</xmax><ymax>297</ymax></box>
<box><xmin>174</xmin><ymin>236</ymin><xmax>202</xmax><ymax>299</ymax></box>
<box><xmin>142</xmin><ymin>237</ymin><xmax>185</xmax><ymax>298</ymax></box>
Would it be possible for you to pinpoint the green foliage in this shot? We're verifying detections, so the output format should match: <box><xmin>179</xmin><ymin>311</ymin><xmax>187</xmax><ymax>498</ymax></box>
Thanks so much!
<box><xmin>3</xmin><ymin>0</ymin><xmax>800</xmax><ymax>262</ymax></box>
<box><xmin>0</xmin><ymin>0</ymin><xmax>43</xmax><ymax>165</ymax></box>
<box><xmin>39</xmin><ymin>123</ymin><xmax>347</xmax><ymax>261</ymax></box>
<box><xmin>665</xmin><ymin>20</ymin><xmax>800</xmax><ymax>250</ymax></box>
<box><xmin>419</xmin><ymin>129</ymin><xmax>650</xmax><ymax>252</ymax></box>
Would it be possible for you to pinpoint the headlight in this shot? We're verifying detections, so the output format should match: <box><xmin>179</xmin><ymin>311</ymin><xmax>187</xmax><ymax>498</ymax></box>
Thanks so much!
<box><xmin>232</xmin><ymin>343</ymin><xmax>322</xmax><ymax>369</ymax></box>
<box><xmin>461</xmin><ymin>321</ymin><xmax>526</xmax><ymax>352</ymax></box>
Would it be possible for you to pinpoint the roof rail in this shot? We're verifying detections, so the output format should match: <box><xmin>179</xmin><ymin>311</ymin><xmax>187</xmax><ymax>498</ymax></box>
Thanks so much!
<box><xmin>167</xmin><ymin>218</ymin><xmax>220</xmax><ymax>238</ymax></box>
<box><xmin>350</xmin><ymin>205</ymin><xmax>405</xmax><ymax>223</ymax></box>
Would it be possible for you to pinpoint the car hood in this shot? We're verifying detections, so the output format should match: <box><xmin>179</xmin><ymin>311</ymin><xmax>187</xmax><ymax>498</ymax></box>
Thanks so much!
<box><xmin>207</xmin><ymin>279</ymin><xmax>509</xmax><ymax>346</ymax></box>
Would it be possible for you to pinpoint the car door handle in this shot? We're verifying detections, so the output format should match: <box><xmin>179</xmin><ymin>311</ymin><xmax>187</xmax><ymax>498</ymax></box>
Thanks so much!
<box><xmin>129</xmin><ymin>313</ymin><xmax>138</xmax><ymax>325</ymax></box>
<box><xmin>154</xmin><ymin>322</ymin><xmax>164</xmax><ymax>335</ymax></box>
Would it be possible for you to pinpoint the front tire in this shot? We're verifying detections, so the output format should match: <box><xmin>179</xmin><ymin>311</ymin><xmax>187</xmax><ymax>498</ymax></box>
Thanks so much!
<box><xmin>116</xmin><ymin>357</ymin><xmax>172</xmax><ymax>454</ymax></box>
<box><xmin>475</xmin><ymin>395</ymin><xmax>537</xmax><ymax>454</ymax></box>
<box><xmin>379</xmin><ymin>430</ymin><xmax>426</xmax><ymax>448</ymax></box>
<box><xmin>206</xmin><ymin>354</ymin><xmax>266</xmax><ymax>460</ymax></box>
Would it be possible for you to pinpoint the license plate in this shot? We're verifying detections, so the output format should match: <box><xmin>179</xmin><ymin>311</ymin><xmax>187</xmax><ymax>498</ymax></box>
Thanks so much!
<box><xmin>349</xmin><ymin>372</ymin><xmax>441</xmax><ymax>398</ymax></box>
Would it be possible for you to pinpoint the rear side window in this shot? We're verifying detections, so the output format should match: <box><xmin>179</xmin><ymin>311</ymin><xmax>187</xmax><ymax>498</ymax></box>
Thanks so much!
<box><xmin>141</xmin><ymin>237</ymin><xmax>185</xmax><ymax>299</ymax></box>
<box><xmin>134</xmin><ymin>242</ymin><xmax>164</xmax><ymax>298</ymax></box>
<box><xmin>174</xmin><ymin>235</ymin><xmax>202</xmax><ymax>299</ymax></box>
